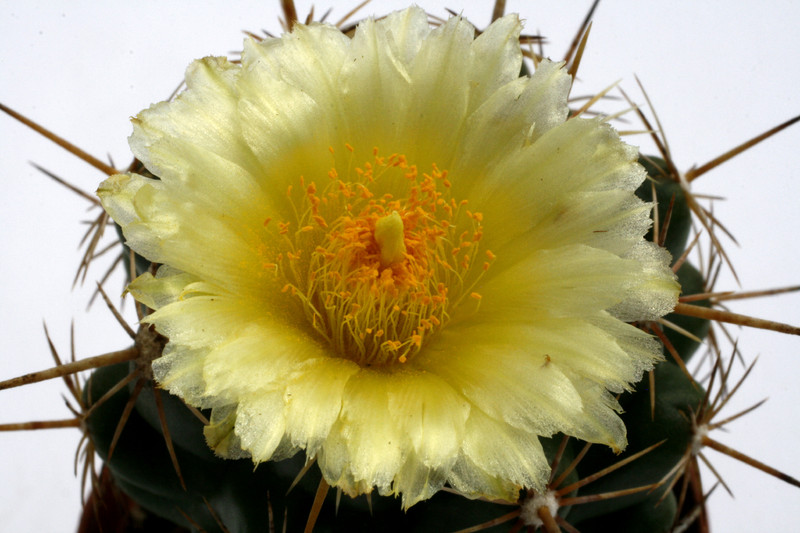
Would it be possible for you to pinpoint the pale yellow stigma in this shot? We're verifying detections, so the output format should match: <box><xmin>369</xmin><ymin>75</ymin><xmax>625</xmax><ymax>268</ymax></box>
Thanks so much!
<box><xmin>374</xmin><ymin>211</ymin><xmax>407</xmax><ymax>267</ymax></box>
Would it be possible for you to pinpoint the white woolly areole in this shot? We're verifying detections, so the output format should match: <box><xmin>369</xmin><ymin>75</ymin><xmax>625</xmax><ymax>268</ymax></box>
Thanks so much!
<box><xmin>692</xmin><ymin>424</ymin><xmax>709</xmax><ymax>456</ymax></box>
<box><xmin>520</xmin><ymin>490</ymin><xmax>559</xmax><ymax>527</ymax></box>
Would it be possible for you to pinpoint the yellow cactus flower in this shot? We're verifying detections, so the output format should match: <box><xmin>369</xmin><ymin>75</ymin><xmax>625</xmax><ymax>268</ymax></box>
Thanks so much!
<box><xmin>98</xmin><ymin>7</ymin><xmax>679</xmax><ymax>508</ymax></box>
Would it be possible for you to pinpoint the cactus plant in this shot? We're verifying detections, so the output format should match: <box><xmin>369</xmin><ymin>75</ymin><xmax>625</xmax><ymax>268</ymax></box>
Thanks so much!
<box><xmin>2</xmin><ymin>1</ymin><xmax>799</xmax><ymax>531</ymax></box>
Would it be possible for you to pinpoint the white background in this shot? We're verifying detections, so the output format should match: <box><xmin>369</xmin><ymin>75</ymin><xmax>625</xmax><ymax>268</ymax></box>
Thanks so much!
<box><xmin>2</xmin><ymin>1</ymin><xmax>799</xmax><ymax>531</ymax></box>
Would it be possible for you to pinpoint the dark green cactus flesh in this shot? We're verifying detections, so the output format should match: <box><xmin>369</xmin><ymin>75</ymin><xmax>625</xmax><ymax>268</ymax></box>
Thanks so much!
<box><xmin>665</xmin><ymin>262</ymin><xmax>711</xmax><ymax>363</ymax></box>
<box><xmin>635</xmin><ymin>156</ymin><xmax>692</xmax><ymax>263</ymax></box>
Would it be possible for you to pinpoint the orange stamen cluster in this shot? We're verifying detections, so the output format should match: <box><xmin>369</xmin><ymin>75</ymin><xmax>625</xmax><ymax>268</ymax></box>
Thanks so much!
<box><xmin>271</xmin><ymin>146</ymin><xmax>494</xmax><ymax>366</ymax></box>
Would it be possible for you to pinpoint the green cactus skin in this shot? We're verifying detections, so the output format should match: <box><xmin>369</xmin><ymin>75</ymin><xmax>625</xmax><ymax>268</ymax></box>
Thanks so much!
<box><xmin>635</xmin><ymin>156</ymin><xmax>692</xmax><ymax>263</ymax></box>
<box><xmin>664</xmin><ymin>262</ymin><xmax>711</xmax><ymax>363</ymax></box>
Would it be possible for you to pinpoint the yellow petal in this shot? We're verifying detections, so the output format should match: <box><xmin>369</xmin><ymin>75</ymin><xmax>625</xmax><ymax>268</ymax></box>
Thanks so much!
<box><xmin>450</xmin><ymin>408</ymin><xmax>550</xmax><ymax>499</ymax></box>
<box><xmin>284</xmin><ymin>357</ymin><xmax>360</xmax><ymax>458</ymax></box>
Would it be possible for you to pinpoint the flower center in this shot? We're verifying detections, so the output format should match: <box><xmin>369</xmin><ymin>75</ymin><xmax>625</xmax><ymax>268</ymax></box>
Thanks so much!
<box><xmin>268</xmin><ymin>146</ymin><xmax>494</xmax><ymax>367</ymax></box>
